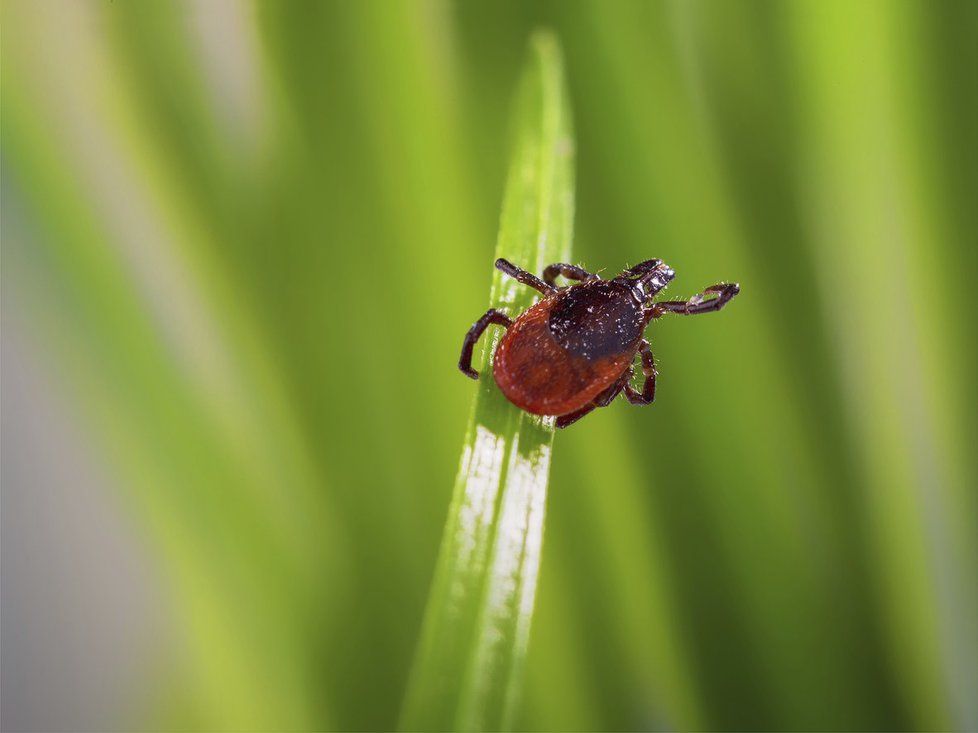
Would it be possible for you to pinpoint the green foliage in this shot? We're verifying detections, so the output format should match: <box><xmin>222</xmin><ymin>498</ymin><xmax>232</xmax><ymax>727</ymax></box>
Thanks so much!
<box><xmin>2</xmin><ymin>1</ymin><xmax>975</xmax><ymax>731</ymax></box>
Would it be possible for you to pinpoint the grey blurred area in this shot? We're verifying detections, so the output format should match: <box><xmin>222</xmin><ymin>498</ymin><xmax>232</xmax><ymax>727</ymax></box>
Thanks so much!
<box><xmin>1</xmin><ymin>202</ymin><xmax>166</xmax><ymax>731</ymax></box>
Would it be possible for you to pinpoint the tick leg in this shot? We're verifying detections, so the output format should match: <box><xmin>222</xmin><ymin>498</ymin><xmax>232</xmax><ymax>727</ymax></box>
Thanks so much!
<box><xmin>556</xmin><ymin>403</ymin><xmax>598</xmax><ymax>429</ymax></box>
<box><xmin>496</xmin><ymin>258</ymin><xmax>555</xmax><ymax>295</ymax></box>
<box><xmin>623</xmin><ymin>339</ymin><xmax>657</xmax><ymax>405</ymax></box>
<box><xmin>556</xmin><ymin>374</ymin><xmax>629</xmax><ymax>429</ymax></box>
<box><xmin>596</xmin><ymin>372</ymin><xmax>630</xmax><ymax>407</ymax></box>
<box><xmin>458</xmin><ymin>308</ymin><xmax>513</xmax><ymax>380</ymax></box>
<box><xmin>651</xmin><ymin>282</ymin><xmax>740</xmax><ymax>318</ymax></box>
<box><xmin>542</xmin><ymin>263</ymin><xmax>598</xmax><ymax>288</ymax></box>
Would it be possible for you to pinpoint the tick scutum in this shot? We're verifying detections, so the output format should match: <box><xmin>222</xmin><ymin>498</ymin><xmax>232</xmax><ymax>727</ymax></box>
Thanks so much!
<box><xmin>548</xmin><ymin>280</ymin><xmax>644</xmax><ymax>361</ymax></box>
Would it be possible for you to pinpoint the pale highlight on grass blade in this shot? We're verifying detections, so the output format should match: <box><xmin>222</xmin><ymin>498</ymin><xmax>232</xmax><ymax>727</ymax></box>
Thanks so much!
<box><xmin>399</xmin><ymin>31</ymin><xmax>573</xmax><ymax>732</ymax></box>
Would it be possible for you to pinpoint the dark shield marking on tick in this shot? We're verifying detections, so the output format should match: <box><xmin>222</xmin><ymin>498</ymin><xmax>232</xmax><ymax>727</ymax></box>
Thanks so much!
<box><xmin>548</xmin><ymin>280</ymin><xmax>645</xmax><ymax>360</ymax></box>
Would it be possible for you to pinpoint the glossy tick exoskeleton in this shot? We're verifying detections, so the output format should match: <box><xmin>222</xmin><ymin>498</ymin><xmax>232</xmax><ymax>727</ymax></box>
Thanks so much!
<box><xmin>458</xmin><ymin>258</ymin><xmax>740</xmax><ymax>428</ymax></box>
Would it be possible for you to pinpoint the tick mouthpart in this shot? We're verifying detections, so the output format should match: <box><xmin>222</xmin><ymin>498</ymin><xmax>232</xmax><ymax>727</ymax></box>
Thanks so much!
<box><xmin>632</xmin><ymin>262</ymin><xmax>675</xmax><ymax>301</ymax></box>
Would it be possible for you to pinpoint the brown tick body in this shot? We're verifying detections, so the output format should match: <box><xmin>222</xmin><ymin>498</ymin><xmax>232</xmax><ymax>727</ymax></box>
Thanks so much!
<box><xmin>459</xmin><ymin>258</ymin><xmax>740</xmax><ymax>428</ymax></box>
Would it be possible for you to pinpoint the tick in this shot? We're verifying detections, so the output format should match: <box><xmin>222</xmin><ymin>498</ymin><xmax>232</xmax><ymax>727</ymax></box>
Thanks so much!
<box><xmin>458</xmin><ymin>258</ymin><xmax>740</xmax><ymax>428</ymax></box>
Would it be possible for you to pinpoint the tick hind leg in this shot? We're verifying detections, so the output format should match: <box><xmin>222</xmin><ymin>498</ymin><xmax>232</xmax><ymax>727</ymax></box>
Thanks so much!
<box><xmin>624</xmin><ymin>339</ymin><xmax>657</xmax><ymax>405</ymax></box>
<box><xmin>652</xmin><ymin>282</ymin><xmax>740</xmax><ymax>318</ymax></box>
<box><xmin>459</xmin><ymin>308</ymin><xmax>513</xmax><ymax>380</ymax></box>
<box><xmin>555</xmin><ymin>404</ymin><xmax>597</xmax><ymax>429</ymax></box>
<box><xmin>543</xmin><ymin>263</ymin><xmax>598</xmax><ymax>288</ymax></box>
<box><xmin>556</xmin><ymin>372</ymin><xmax>630</xmax><ymax>429</ymax></box>
<box><xmin>495</xmin><ymin>258</ymin><xmax>555</xmax><ymax>295</ymax></box>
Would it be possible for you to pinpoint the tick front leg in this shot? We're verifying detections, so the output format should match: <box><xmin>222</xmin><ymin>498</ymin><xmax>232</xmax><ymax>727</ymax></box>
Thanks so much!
<box><xmin>542</xmin><ymin>263</ymin><xmax>598</xmax><ymax>288</ymax></box>
<box><xmin>624</xmin><ymin>339</ymin><xmax>656</xmax><ymax>405</ymax></box>
<box><xmin>458</xmin><ymin>308</ymin><xmax>513</xmax><ymax>380</ymax></box>
<box><xmin>496</xmin><ymin>258</ymin><xmax>555</xmax><ymax>296</ymax></box>
<box><xmin>651</xmin><ymin>282</ymin><xmax>740</xmax><ymax>318</ymax></box>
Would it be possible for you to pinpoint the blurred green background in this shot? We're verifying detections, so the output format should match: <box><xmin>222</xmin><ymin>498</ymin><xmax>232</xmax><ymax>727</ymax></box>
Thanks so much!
<box><xmin>2</xmin><ymin>1</ymin><xmax>976</xmax><ymax>731</ymax></box>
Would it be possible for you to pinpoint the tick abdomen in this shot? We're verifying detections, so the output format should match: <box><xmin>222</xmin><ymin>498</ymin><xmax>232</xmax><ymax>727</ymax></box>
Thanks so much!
<box><xmin>493</xmin><ymin>284</ymin><xmax>639</xmax><ymax>417</ymax></box>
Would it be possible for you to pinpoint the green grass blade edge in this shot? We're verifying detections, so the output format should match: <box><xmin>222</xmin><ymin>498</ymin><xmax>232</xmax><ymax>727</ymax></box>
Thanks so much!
<box><xmin>399</xmin><ymin>30</ymin><xmax>574</xmax><ymax>732</ymax></box>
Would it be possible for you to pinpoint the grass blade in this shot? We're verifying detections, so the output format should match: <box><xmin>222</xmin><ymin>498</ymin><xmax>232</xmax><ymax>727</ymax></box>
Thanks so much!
<box><xmin>399</xmin><ymin>30</ymin><xmax>573</xmax><ymax>732</ymax></box>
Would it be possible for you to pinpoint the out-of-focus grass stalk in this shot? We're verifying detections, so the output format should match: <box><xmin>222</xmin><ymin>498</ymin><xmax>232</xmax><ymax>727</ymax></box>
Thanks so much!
<box><xmin>789</xmin><ymin>1</ymin><xmax>975</xmax><ymax>727</ymax></box>
<box><xmin>399</xmin><ymin>31</ymin><xmax>573</xmax><ymax>732</ymax></box>
<box><xmin>575</xmin><ymin>4</ymin><xmax>841</xmax><ymax>726</ymax></box>
<box><xmin>1</xmin><ymin>2</ymin><xmax>334</xmax><ymax>728</ymax></box>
